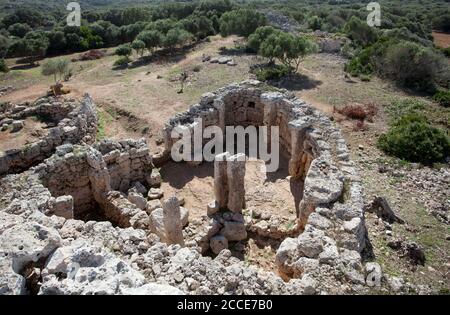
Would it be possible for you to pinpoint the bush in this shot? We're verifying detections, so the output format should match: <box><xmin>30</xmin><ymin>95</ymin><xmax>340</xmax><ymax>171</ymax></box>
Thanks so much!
<box><xmin>113</xmin><ymin>56</ymin><xmax>130</xmax><ymax>67</ymax></box>
<box><xmin>441</xmin><ymin>47</ymin><xmax>450</xmax><ymax>58</ymax></box>
<box><xmin>344</xmin><ymin>55</ymin><xmax>374</xmax><ymax>76</ymax></box>
<box><xmin>385</xmin><ymin>98</ymin><xmax>425</xmax><ymax>120</ymax></box>
<box><xmin>255</xmin><ymin>64</ymin><xmax>290</xmax><ymax>81</ymax></box>
<box><xmin>131</xmin><ymin>40</ymin><xmax>145</xmax><ymax>58</ymax></box>
<box><xmin>219</xmin><ymin>9</ymin><xmax>267</xmax><ymax>37</ymax></box>
<box><xmin>77</xmin><ymin>49</ymin><xmax>105</xmax><ymax>61</ymax></box>
<box><xmin>335</xmin><ymin>104</ymin><xmax>368</xmax><ymax>120</ymax></box>
<box><xmin>41</xmin><ymin>58</ymin><xmax>70</xmax><ymax>83</ymax></box>
<box><xmin>383</xmin><ymin>41</ymin><xmax>445</xmax><ymax>92</ymax></box>
<box><xmin>433</xmin><ymin>90</ymin><xmax>450</xmax><ymax>108</ymax></box>
<box><xmin>247</xmin><ymin>26</ymin><xmax>279</xmax><ymax>53</ymax></box>
<box><xmin>343</xmin><ymin>16</ymin><xmax>378</xmax><ymax>47</ymax></box>
<box><xmin>377</xmin><ymin>113</ymin><xmax>450</xmax><ymax>164</ymax></box>
<box><xmin>115</xmin><ymin>44</ymin><xmax>132</xmax><ymax>57</ymax></box>
<box><xmin>0</xmin><ymin>59</ymin><xmax>8</xmax><ymax>73</ymax></box>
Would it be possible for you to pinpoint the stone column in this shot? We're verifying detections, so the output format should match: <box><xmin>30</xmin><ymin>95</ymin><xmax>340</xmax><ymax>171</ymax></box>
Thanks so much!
<box><xmin>227</xmin><ymin>153</ymin><xmax>246</xmax><ymax>213</ymax></box>
<box><xmin>214</xmin><ymin>152</ymin><xmax>230</xmax><ymax>209</ymax></box>
<box><xmin>214</xmin><ymin>99</ymin><xmax>226</xmax><ymax>132</ymax></box>
<box><xmin>162</xmin><ymin>196</ymin><xmax>185</xmax><ymax>246</ymax></box>
<box><xmin>288</xmin><ymin>127</ymin><xmax>304</xmax><ymax>178</ymax></box>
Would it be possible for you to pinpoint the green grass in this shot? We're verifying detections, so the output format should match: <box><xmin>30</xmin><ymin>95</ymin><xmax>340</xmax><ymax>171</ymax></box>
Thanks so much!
<box><xmin>97</xmin><ymin>109</ymin><xmax>114</xmax><ymax>140</ymax></box>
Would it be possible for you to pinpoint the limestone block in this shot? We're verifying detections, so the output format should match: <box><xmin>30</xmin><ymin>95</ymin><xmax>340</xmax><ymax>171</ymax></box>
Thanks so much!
<box><xmin>162</xmin><ymin>197</ymin><xmax>184</xmax><ymax>246</ymax></box>
<box><xmin>53</xmin><ymin>195</ymin><xmax>74</xmax><ymax>219</ymax></box>
<box><xmin>220</xmin><ymin>221</ymin><xmax>247</xmax><ymax>241</ymax></box>
<box><xmin>210</xmin><ymin>235</ymin><xmax>228</xmax><ymax>255</ymax></box>
<box><xmin>226</xmin><ymin>153</ymin><xmax>246</xmax><ymax>213</ymax></box>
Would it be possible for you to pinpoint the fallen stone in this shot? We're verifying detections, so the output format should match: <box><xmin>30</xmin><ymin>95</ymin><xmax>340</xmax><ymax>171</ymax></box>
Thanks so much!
<box><xmin>53</xmin><ymin>196</ymin><xmax>74</xmax><ymax>219</ymax></box>
<box><xmin>128</xmin><ymin>192</ymin><xmax>147</xmax><ymax>210</ymax></box>
<box><xmin>148</xmin><ymin>188</ymin><xmax>164</xmax><ymax>200</ymax></box>
<box><xmin>147</xmin><ymin>169</ymin><xmax>162</xmax><ymax>188</ymax></box>
<box><xmin>11</xmin><ymin>120</ymin><xmax>24</xmax><ymax>132</ymax></box>
<box><xmin>210</xmin><ymin>235</ymin><xmax>228</xmax><ymax>255</ymax></box>
<box><xmin>220</xmin><ymin>221</ymin><xmax>247</xmax><ymax>241</ymax></box>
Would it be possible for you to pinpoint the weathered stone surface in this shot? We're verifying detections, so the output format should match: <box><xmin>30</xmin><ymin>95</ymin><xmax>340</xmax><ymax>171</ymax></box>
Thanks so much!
<box><xmin>210</xmin><ymin>235</ymin><xmax>228</xmax><ymax>255</ymax></box>
<box><xmin>297</xmin><ymin>226</ymin><xmax>324</xmax><ymax>258</ymax></box>
<box><xmin>40</xmin><ymin>244</ymin><xmax>146</xmax><ymax>295</ymax></box>
<box><xmin>147</xmin><ymin>169</ymin><xmax>162</xmax><ymax>188</ymax></box>
<box><xmin>220</xmin><ymin>221</ymin><xmax>247</xmax><ymax>241</ymax></box>
<box><xmin>128</xmin><ymin>192</ymin><xmax>147</xmax><ymax>210</ymax></box>
<box><xmin>148</xmin><ymin>188</ymin><xmax>164</xmax><ymax>200</ymax></box>
<box><xmin>0</xmin><ymin>222</ymin><xmax>62</xmax><ymax>273</ymax></box>
<box><xmin>226</xmin><ymin>153</ymin><xmax>246</xmax><ymax>213</ymax></box>
<box><xmin>207</xmin><ymin>201</ymin><xmax>220</xmax><ymax>216</ymax></box>
<box><xmin>11</xmin><ymin>120</ymin><xmax>24</xmax><ymax>132</ymax></box>
<box><xmin>146</xmin><ymin>199</ymin><xmax>162</xmax><ymax>213</ymax></box>
<box><xmin>53</xmin><ymin>195</ymin><xmax>74</xmax><ymax>219</ymax></box>
<box><xmin>162</xmin><ymin>197</ymin><xmax>185</xmax><ymax>246</ymax></box>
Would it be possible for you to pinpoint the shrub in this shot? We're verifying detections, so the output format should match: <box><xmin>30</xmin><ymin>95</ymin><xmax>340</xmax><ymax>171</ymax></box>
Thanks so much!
<box><xmin>255</xmin><ymin>64</ymin><xmax>290</xmax><ymax>81</ymax></box>
<box><xmin>334</xmin><ymin>104</ymin><xmax>367</xmax><ymax>120</ymax></box>
<box><xmin>113</xmin><ymin>56</ymin><xmax>130</xmax><ymax>67</ymax></box>
<box><xmin>344</xmin><ymin>47</ymin><xmax>375</xmax><ymax>76</ymax></box>
<box><xmin>385</xmin><ymin>98</ymin><xmax>425</xmax><ymax>120</ymax></box>
<box><xmin>115</xmin><ymin>44</ymin><xmax>132</xmax><ymax>57</ymax></box>
<box><xmin>131</xmin><ymin>39</ymin><xmax>145</xmax><ymax>58</ymax></box>
<box><xmin>433</xmin><ymin>90</ymin><xmax>450</xmax><ymax>108</ymax></box>
<box><xmin>383</xmin><ymin>41</ymin><xmax>445</xmax><ymax>92</ymax></box>
<box><xmin>77</xmin><ymin>49</ymin><xmax>105</xmax><ymax>61</ymax></box>
<box><xmin>219</xmin><ymin>9</ymin><xmax>267</xmax><ymax>37</ymax></box>
<box><xmin>136</xmin><ymin>30</ymin><xmax>162</xmax><ymax>54</ymax></box>
<box><xmin>247</xmin><ymin>26</ymin><xmax>279</xmax><ymax>53</ymax></box>
<box><xmin>343</xmin><ymin>16</ymin><xmax>378</xmax><ymax>47</ymax></box>
<box><xmin>441</xmin><ymin>47</ymin><xmax>450</xmax><ymax>58</ymax></box>
<box><xmin>377</xmin><ymin>113</ymin><xmax>450</xmax><ymax>164</ymax></box>
<box><xmin>0</xmin><ymin>59</ymin><xmax>8</xmax><ymax>73</ymax></box>
<box><xmin>41</xmin><ymin>58</ymin><xmax>70</xmax><ymax>83</ymax></box>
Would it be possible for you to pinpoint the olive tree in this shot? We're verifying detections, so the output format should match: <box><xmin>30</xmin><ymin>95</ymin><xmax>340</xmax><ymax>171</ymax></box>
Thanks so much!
<box><xmin>41</xmin><ymin>58</ymin><xmax>70</xmax><ymax>83</ymax></box>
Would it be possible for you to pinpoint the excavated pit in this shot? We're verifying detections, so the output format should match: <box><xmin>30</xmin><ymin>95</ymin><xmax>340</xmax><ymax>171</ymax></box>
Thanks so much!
<box><xmin>160</xmin><ymin>82</ymin><xmax>343</xmax><ymax>272</ymax></box>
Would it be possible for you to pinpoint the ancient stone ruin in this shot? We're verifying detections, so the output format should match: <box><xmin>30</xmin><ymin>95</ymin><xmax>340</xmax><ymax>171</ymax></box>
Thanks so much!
<box><xmin>0</xmin><ymin>81</ymin><xmax>380</xmax><ymax>295</ymax></box>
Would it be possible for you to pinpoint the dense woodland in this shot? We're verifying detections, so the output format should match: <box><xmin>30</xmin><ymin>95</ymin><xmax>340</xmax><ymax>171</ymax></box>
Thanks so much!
<box><xmin>0</xmin><ymin>0</ymin><xmax>449</xmax><ymax>163</ymax></box>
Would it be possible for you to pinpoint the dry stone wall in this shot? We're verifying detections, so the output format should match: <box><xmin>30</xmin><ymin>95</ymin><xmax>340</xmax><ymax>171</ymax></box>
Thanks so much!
<box><xmin>162</xmin><ymin>80</ymin><xmax>366</xmax><ymax>278</ymax></box>
<box><xmin>0</xmin><ymin>83</ymin><xmax>415</xmax><ymax>295</ymax></box>
<box><xmin>0</xmin><ymin>95</ymin><xmax>97</xmax><ymax>176</ymax></box>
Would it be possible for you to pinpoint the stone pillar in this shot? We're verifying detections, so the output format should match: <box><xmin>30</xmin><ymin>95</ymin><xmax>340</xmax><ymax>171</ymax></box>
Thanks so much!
<box><xmin>227</xmin><ymin>153</ymin><xmax>246</xmax><ymax>213</ymax></box>
<box><xmin>214</xmin><ymin>152</ymin><xmax>230</xmax><ymax>209</ymax></box>
<box><xmin>163</xmin><ymin>126</ymin><xmax>173</xmax><ymax>155</ymax></box>
<box><xmin>162</xmin><ymin>197</ymin><xmax>185</xmax><ymax>246</ymax></box>
<box><xmin>86</xmin><ymin>147</ymin><xmax>111</xmax><ymax>208</ymax></box>
<box><xmin>289</xmin><ymin>127</ymin><xmax>304</xmax><ymax>178</ymax></box>
<box><xmin>214</xmin><ymin>99</ymin><xmax>226</xmax><ymax>132</ymax></box>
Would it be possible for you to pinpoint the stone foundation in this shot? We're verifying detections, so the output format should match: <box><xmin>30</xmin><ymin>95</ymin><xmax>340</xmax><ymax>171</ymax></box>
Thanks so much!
<box><xmin>0</xmin><ymin>95</ymin><xmax>97</xmax><ymax>176</ymax></box>
<box><xmin>0</xmin><ymin>82</ymin><xmax>378</xmax><ymax>295</ymax></box>
<box><xmin>161</xmin><ymin>81</ymin><xmax>366</xmax><ymax>270</ymax></box>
